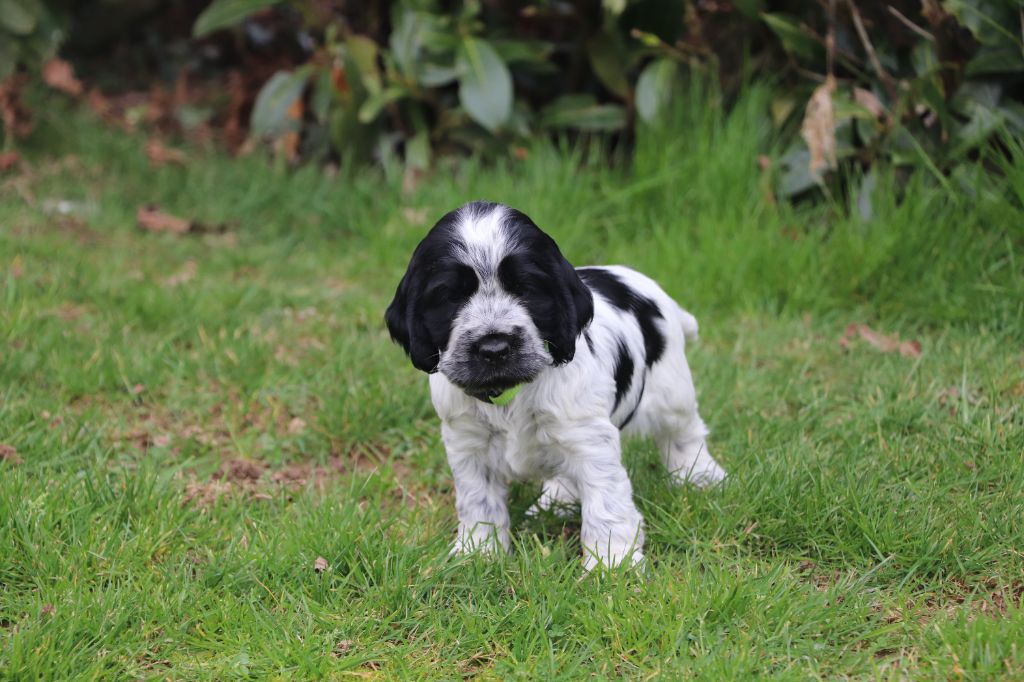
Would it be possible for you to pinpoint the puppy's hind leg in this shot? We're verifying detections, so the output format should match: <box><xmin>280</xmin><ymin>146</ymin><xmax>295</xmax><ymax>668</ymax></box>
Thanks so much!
<box><xmin>658</xmin><ymin>412</ymin><xmax>727</xmax><ymax>488</ymax></box>
<box><xmin>526</xmin><ymin>476</ymin><xmax>579</xmax><ymax>518</ymax></box>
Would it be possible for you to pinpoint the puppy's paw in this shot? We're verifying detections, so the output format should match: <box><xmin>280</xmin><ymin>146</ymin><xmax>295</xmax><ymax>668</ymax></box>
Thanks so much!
<box><xmin>671</xmin><ymin>460</ymin><xmax>727</xmax><ymax>488</ymax></box>
<box><xmin>581</xmin><ymin>544</ymin><xmax>644</xmax><ymax>573</ymax></box>
<box><xmin>450</xmin><ymin>524</ymin><xmax>510</xmax><ymax>558</ymax></box>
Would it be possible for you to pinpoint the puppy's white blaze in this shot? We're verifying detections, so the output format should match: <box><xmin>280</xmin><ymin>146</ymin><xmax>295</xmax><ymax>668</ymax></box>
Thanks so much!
<box><xmin>452</xmin><ymin>203</ymin><xmax>511</xmax><ymax>277</ymax></box>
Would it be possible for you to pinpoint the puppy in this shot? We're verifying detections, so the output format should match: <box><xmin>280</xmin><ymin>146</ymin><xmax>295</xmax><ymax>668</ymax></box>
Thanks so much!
<box><xmin>386</xmin><ymin>201</ymin><xmax>726</xmax><ymax>569</ymax></box>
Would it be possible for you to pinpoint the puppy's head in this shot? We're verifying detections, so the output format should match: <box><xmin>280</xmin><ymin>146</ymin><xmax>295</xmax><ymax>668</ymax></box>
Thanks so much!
<box><xmin>385</xmin><ymin>201</ymin><xmax>593</xmax><ymax>398</ymax></box>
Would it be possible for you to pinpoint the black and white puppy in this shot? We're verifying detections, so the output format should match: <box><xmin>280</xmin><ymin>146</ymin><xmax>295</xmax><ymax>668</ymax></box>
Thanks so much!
<box><xmin>386</xmin><ymin>201</ymin><xmax>725</xmax><ymax>570</ymax></box>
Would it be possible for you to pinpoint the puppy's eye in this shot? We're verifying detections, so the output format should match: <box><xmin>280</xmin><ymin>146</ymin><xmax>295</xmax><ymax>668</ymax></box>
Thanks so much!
<box><xmin>498</xmin><ymin>256</ymin><xmax>545</xmax><ymax>297</ymax></box>
<box><xmin>424</xmin><ymin>266</ymin><xmax>477</xmax><ymax>304</ymax></box>
<box><xmin>424</xmin><ymin>284</ymin><xmax>449</xmax><ymax>303</ymax></box>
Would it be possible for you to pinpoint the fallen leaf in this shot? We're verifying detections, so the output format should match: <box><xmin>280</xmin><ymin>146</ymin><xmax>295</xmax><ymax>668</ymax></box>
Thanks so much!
<box><xmin>42</xmin><ymin>59</ymin><xmax>84</xmax><ymax>97</ymax></box>
<box><xmin>287</xmin><ymin>417</ymin><xmax>306</xmax><ymax>435</ymax></box>
<box><xmin>853</xmin><ymin>87</ymin><xmax>888</xmax><ymax>124</ymax></box>
<box><xmin>214</xmin><ymin>458</ymin><xmax>266</xmax><ymax>483</ymax></box>
<box><xmin>801</xmin><ymin>75</ymin><xmax>837</xmax><ymax>180</ymax></box>
<box><xmin>0</xmin><ymin>444</ymin><xmax>22</xmax><ymax>465</ymax></box>
<box><xmin>163</xmin><ymin>260</ymin><xmax>197</xmax><ymax>286</ymax></box>
<box><xmin>841</xmin><ymin>323</ymin><xmax>921</xmax><ymax>358</ymax></box>
<box><xmin>153</xmin><ymin>435</ymin><xmax>172</xmax><ymax>448</ymax></box>
<box><xmin>334</xmin><ymin>640</ymin><xmax>354</xmax><ymax>656</ymax></box>
<box><xmin>275</xmin><ymin>96</ymin><xmax>304</xmax><ymax>164</ymax></box>
<box><xmin>0</xmin><ymin>151</ymin><xmax>19</xmax><ymax>173</ymax></box>
<box><xmin>137</xmin><ymin>205</ymin><xmax>227</xmax><ymax>236</ymax></box>
<box><xmin>0</xmin><ymin>74</ymin><xmax>34</xmax><ymax>139</ymax></box>
<box><xmin>10</xmin><ymin>255</ymin><xmax>23</xmax><ymax>278</ymax></box>
<box><xmin>137</xmin><ymin>205</ymin><xmax>193</xmax><ymax>235</ymax></box>
<box><xmin>132</xmin><ymin>384</ymin><xmax>145</xmax><ymax>395</ymax></box>
<box><xmin>223</xmin><ymin>70</ymin><xmax>248</xmax><ymax>153</ymax></box>
<box><xmin>85</xmin><ymin>88</ymin><xmax>113</xmax><ymax>121</ymax></box>
<box><xmin>145</xmin><ymin>139</ymin><xmax>187</xmax><ymax>167</ymax></box>
<box><xmin>40</xmin><ymin>603</ymin><xmax>56</xmax><ymax>617</ymax></box>
<box><xmin>314</xmin><ymin>556</ymin><xmax>329</xmax><ymax>573</ymax></box>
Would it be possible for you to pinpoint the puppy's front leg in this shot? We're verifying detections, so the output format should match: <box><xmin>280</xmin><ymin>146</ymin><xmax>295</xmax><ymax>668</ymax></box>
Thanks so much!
<box><xmin>560</xmin><ymin>420</ymin><xmax>644</xmax><ymax>571</ymax></box>
<box><xmin>442</xmin><ymin>419</ymin><xmax>510</xmax><ymax>556</ymax></box>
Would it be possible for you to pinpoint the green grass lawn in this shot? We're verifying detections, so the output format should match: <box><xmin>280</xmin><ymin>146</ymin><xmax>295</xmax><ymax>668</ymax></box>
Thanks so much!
<box><xmin>2</xmin><ymin>85</ymin><xmax>1023</xmax><ymax>679</ymax></box>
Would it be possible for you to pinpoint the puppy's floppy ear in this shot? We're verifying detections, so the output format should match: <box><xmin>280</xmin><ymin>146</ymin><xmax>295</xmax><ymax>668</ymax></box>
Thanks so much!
<box><xmin>504</xmin><ymin>208</ymin><xmax>594</xmax><ymax>365</ymax></box>
<box><xmin>546</xmin><ymin>246</ymin><xmax>594</xmax><ymax>364</ymax></box>
<box><xmin>385</xmin><ymin>262</ymin><xmax>440</xmax><ymax>373</ymax></box>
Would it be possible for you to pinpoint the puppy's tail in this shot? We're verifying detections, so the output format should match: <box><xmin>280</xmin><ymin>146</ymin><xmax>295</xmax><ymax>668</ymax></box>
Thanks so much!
<box><xmin>677</xmin><ymin>306</ymin><xmax>699</xmax><ymax>343</ymax></box>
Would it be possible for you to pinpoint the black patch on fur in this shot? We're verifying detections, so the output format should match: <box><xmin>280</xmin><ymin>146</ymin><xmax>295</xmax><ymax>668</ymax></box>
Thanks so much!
<box><xmin>385</xmin><ymin>207</ymin><xmax>480</xmax><ymax>372</ymax></box>
<box><xmin>497</xmin><ymin>209</ymin><xmax>593</xmax><ymax>365</ymax></box>
<box><xmin>612</xmin><ymin>340</ymin><xmax>634</xmax><ymax>411</ymax></box>
<box><xmin>618</xmin><ymin>376</ymin><xmax>646</xmax><ymax>429</ymax></box>
<box><xmin>584</xmin><ymin>331</ymin><xmax>595</xmax><ymax>355</ymax></box>
<box><xmin>577</xmin><ymin>267</ymin><xmax>665</xmax><ymax>367</ymax></box>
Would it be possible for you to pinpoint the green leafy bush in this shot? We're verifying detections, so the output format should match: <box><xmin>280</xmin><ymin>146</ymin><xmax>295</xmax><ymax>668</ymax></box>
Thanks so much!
<box><xmin>186</xmin><ymin>0</ymin><xmax>1022</xmax><ymax>200</ymax></box>
<box><xmin>755</xmin><ymin>1</ymin><xmax>1024</xmax><ymax>201</ymax></box>
<box><xmin>190</xmin><ymin>0</ymin><xmax>688</xmax><ymax>170</ymax></box>
<box><xmin>0</xmin><ymin>0</ymin><xmax>64</xmax><ymax>81</ymax></box>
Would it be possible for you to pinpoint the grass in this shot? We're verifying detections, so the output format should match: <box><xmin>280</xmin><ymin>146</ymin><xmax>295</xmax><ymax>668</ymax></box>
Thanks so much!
<box><xmin>1</xmin><ymin>83</ymin><xmax>1023</xmax><ymax>679</ymax></box>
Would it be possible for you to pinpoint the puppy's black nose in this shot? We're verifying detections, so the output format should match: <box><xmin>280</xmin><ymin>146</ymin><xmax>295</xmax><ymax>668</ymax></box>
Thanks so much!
<box><xmin>473</xmin><ymin>334</ymin><xmax>513</xmax><ymax>363</ymax></box>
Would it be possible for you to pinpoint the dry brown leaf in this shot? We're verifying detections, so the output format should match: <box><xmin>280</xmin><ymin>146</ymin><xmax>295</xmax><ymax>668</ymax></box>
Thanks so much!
<box><xmin>42</xmin><ymin>59</ymin><xmax>84</xmax><ymax>97</ymax></box>
<box><xmin>314</xmin><ymin>556</ymin><xmax>329</xmax><ymax>573</ymax></box>
<box><xmin>214</xmin><ymin>458</ymin><xmax>267</xmax><ymax>483</ymax></box>
<box><xmin>223</xmin><ymin>71</ymin><xmax>248</xmax><ymax>154</ymax></box>
<box><xmin>841</xmin><ymin>323</ymin><xmax>922</xmax><ymax>358</ymax></box>
<box><xmin>40</xmin><ymin>603</ymin><xmax>56</xmax><ymax>617</ymax></box>
<box><xmin>183</xmin><ymin>476</ymin><xmax>232</xmax><ymax>507</ymax></box>
<box><xmin>152</xmin><ymin>434</ymin><xmax>172</xmax><ymax>448</ymax></box>
<box><xmin>146</xmin><ymin>140</ymin><xmax>187</xmax><ymax>167</ymax></box>
<box><xmin>853</xmin><ymin>87</ymin><xmax>888</xmax><ymax>124</ymax></box>
<box><xmin>163</xmin><ymin>260</ymin><xmax>197</xmax><ymax>286</ymax></box>
<box><xmin>287</xmin><ymin>417</ymin><xmax>306</xmax><ymax>435</ymax></box>
<box><xmin>85</xmin><ymin>88</ymin><xmax>114</xmax><ymax>122</ymax></box>
<box><xmin>334</xmin><ymin>640</ymin><xmax>354</xmax><ymax>656</ymax></box>
<box><xmin>0</xmin><ymin>74</ymin><xmax>34</xmax><ymax>139</ymax></box>
<box><xmin>801</xmin><ymin>76</ymin><xmax>837</xmax><ymax>179</ymax></box>
<box><xmin>0</xmin><ymin>151</ymin><xmax>19</xmax><ymax>173</ymax></box>
<box><xmin>137</xmin><ymin>205</ymin><xmax>193</xmax><ymax>235</ymax></box>
<box><xmin>0</xmin><ymin>443</ymin><xmax>22</xmax><ymax>465</ymax></box>
<box><xmin>274</xmin><ymin>97</ymin><xmax>304</xmax><ymax>163</ymax></box>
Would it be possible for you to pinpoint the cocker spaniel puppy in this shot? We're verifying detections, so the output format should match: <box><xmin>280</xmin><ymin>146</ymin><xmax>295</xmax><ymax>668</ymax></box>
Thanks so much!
<box><xmin>386</xmin><ymin>201</ymin><xmax>725</xmax><ymax>570</ymax></box>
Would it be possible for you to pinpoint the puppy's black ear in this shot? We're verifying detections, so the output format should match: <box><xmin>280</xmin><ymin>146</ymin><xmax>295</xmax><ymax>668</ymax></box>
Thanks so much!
<box><xmin>385</xmin><ymin>265</ymin><xmax>440</xmax><ymax>373</ymax></box>
<box><xmin>504</xmin><ymin>208</ymin><xmax>594</xmax><ymax>365</ymax></box>
<box><xmin>546</xmin><ymin>247</ymin><xmax>594</xmax><ymax>364</ymax></box>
